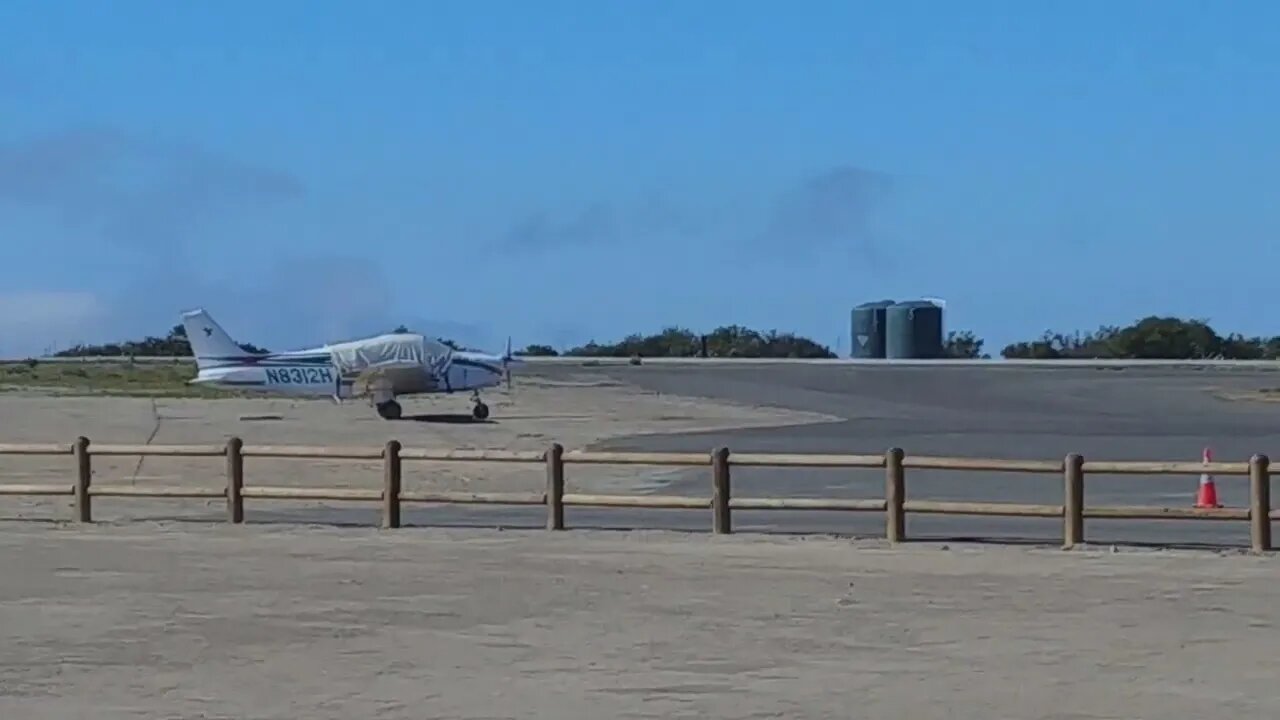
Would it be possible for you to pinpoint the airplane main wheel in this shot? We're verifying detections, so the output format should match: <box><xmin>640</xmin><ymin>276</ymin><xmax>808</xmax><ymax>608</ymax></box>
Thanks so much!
<box><xmin>472</xmin><ymin>402</ymin><xmax>489</xmax><ymax>421</ymax></box>
<box><xmin>377</xmin><ymin>400</ymin><xmax>402</xmax><ymax>420</ymax></box>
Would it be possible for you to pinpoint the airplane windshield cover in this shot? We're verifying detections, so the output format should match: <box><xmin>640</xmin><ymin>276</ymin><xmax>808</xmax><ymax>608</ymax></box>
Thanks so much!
<box><xmin>327</xmin><ymin>332</ymin><xmax>452</xmax><ymax>375</ymax></box>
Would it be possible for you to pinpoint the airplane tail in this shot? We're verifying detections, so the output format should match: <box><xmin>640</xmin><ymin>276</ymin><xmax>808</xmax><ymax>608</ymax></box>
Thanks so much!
<box><xmin>180</xmin><ymin>308</ymin><xmax>256</xmax><ymax>369</ymax></box>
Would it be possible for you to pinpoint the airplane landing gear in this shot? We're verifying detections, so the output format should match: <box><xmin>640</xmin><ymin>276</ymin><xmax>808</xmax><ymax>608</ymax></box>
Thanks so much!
<box><xmin>471</xmin><ymin>391</ymin><xmax>489</xmax><ymax>421</ymax></box>
<box><xmin>376</xmin><ymin>400</ymin><xmax>402</xmax><ymax>420</ymax></box>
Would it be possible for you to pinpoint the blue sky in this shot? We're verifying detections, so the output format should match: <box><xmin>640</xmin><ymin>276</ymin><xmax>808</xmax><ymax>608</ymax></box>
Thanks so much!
<box><xmin>3</xmin><ymin>1</ymin><xmax>1279</xmax><ymax>357</ymax></box>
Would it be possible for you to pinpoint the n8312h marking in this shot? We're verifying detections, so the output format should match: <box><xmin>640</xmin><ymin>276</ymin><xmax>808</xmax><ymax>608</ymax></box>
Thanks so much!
<box><xmin>180</xmin><ymin>308</ymin><xmax>521</xmax><ymax>421</ymax></box>
<box><xmin>265</xmin><ymin>367</ymin><xmax>335</xmax><ymax>386</ymax></box>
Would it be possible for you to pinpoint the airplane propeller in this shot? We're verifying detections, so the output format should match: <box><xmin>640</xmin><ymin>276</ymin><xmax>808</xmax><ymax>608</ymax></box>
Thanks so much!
<box><xmin>502</xmin><ymin>336</ymin><xmax>515</xmax><ymax>391</ymax></box>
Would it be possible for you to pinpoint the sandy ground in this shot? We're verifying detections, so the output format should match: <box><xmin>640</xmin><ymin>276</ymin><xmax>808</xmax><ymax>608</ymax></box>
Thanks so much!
<box><xmin>0</xmin><ymin>522</ymin><xmax>1275</xmax><ymax>719</ymax></box>
<box><xmin>0</xmin><ymin>372</ymin><xmax>836</xmax><ymax>522</ymax></box>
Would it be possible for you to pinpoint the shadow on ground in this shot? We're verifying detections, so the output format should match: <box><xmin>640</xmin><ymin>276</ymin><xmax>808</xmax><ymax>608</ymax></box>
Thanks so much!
<box><xmin>399</xmin><ymin>413</ymin><xmax>496</xmax><ymax>425</ymax></box>
<box><xmin>4</xmin><ymin>506</ymin><xmax>1259</xmax><ymax>555</ymax></box>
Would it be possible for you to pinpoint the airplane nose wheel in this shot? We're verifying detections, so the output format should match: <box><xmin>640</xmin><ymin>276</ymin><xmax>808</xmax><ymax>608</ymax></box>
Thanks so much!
<box><xmin>468</xmin><ymin>390</ymin><xmax>489</xmax><ymax>421</ymax></box>
<box><xmin>376</xmin><ymin>400</ymin><xmax>402</xmax><ymax>420</ymax></box>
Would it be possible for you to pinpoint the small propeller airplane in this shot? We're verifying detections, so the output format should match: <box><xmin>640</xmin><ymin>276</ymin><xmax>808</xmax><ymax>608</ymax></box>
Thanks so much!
<box><xmin>179</xmin><ymin>308</ymin><xmax>521</xmax><ymax>420</ymax></box>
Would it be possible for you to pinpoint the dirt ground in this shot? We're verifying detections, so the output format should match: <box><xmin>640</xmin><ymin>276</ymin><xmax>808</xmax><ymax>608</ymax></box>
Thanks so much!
<box><xmin>0</xmin><ymin>522</ymin><xmax>1274</xmax><ymax>719</ymax></box>
<box><xmin>0</xmin><ymin>372</ymin><xmax>836</xmax><ymax>522</ymax></box>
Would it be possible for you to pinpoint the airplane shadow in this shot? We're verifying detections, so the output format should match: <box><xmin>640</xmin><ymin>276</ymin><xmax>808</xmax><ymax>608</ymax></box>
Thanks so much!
<box><xmin>399</xmin><ymin>413</ymin><xmax>496</xmax><ymax>425</ymax></box>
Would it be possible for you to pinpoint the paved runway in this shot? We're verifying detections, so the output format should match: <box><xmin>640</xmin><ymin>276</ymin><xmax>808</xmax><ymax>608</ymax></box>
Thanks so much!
<box><xmin>242</xmin><ymin>362</ymin><xmax>1280</xmax><ymax>549</ymax></box>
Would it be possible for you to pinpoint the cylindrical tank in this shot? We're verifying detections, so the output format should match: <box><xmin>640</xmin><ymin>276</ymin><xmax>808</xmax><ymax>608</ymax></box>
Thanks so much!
<box><xmin>886</xmin><ymin>300</ymin><xmax>944</xmax><ymax>359</ymax></box>
<box><xmin>850</xmin><ymin>300</ymin><xmax>894</xmax><ymax>358</ymax></box>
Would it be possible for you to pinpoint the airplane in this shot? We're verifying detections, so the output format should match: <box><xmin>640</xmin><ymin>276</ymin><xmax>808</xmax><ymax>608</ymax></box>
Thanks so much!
<box><xmin>179</xmin><ymin>308</ymin><xmax>521</xmax><ymax>420</ymax></box>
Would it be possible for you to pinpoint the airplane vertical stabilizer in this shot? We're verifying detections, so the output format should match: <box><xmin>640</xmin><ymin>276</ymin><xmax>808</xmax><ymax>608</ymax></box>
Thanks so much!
<box><xmin>180</xmin><ymin>309</ymin><xmax>254</xmax><ymax>367</ymax></box>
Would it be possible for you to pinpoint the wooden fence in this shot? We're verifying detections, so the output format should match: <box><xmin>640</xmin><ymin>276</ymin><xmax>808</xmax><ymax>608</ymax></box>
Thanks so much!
<box><xmin>0</xmin><ymin>437</ymin><xmax>1273</xmax><ymax>552</ymax></box>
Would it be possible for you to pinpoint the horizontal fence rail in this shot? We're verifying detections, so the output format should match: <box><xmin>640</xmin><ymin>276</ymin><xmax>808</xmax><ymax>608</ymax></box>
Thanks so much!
<box><xmin>0</xmin><ymin>437</ymin><xmax>1272</xmax><ymax>552</ymax></box>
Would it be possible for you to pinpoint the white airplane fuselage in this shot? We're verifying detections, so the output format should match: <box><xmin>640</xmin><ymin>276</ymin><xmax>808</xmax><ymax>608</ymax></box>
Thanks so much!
<box><xmin>188</xmin><ymin>347</ymin><xmax>507</xmax><ymax>399</ymax></box>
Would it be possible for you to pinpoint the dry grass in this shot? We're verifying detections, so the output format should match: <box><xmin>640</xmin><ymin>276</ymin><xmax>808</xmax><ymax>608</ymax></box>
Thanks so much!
<box><xmin>0</xmin><ymin>360</ymin><xmax>233</xmax><ymax>398</ymax></box>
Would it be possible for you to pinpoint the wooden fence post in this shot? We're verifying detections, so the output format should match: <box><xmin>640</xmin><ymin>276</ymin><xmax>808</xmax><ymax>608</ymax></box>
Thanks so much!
<box><xmin>1063</xmin><ymin>453</ymin><xmax>1084</xmax><ymax>548</ymax></box>
<box><xmin>382</xmin><ymin>440</ymin><xmax>402</xmax><ymax>529</ymax></box>
<box><xmin>885</xmin><ymin>447</ymin><xmax>905</xmax><ymax>542</ymax></box>
<box><xmin>226</xmin><ymin>436</ymin><xmax>244</xmax><ymax>523</ymax></box>
<box><xmin>712</xmin><ymin>446</ymin><xmax>730</xmax><ymax>534</ymax></box>
<box><xmin>1250</xmin><ymin>453</ymin><xmax>1271</xmax><ymax>553</ymax></box>
<box><xmin>73</xmin><ymin>436</ymin><xmax>91</xmax><ymax>523</ymax></box>
<box><xmin>545</xmin><ymin>442</ymin><xmax>564</xmax><ymax>530</ymax></box>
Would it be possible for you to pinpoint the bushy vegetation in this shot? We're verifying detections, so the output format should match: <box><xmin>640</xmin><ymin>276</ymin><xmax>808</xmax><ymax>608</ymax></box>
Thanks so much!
<box><xmin>546</xmin><ymin>325</ymin><xmax>838</xmax><ymax>359</ymax></box>
<box><xmin>52</xmin><ymin>324</ymin><xmax>267</xmax><ymax>358</ymax></box>
<box><xmin>998</xmin><ymin>316</ymin><xmax>1280</xmax><ymax>360</ymax></box>
<box><xmin>942</xmin><ymin>330</ymin><xmax>986</xmax><ymax>359</ymax></box>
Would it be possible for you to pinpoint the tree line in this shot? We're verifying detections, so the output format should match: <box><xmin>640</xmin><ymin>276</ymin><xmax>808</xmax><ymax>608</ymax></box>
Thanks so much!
<box><xmin>50</xmin><ymin>324</ymin><xmax>268</xmax><ymax>358</ymax></box>
<box><xmin>996</xmin><ymin>316</ymin><xmax>1280</xmax><ymax>360</ymax></box>
<box><xmin>488</xmin><ymin>316</ymin><xmax>1280</xmax><ymax>361</ymax></box>
<box><xmin>43</xmin><ymin>315</ymin><xmax>1280</xmax><ymax>361</ymax></box>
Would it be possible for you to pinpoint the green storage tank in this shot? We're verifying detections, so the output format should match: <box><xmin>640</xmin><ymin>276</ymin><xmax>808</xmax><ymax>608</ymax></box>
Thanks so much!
<box><xmin>886</xmin><ymin>300</ymin><xmax>944</xmax><ymax>359</ymax></box>
<box><xmin>850</xmin><ymin>300</ymin><xmax>894</xmax><ymax>358</ymax></box>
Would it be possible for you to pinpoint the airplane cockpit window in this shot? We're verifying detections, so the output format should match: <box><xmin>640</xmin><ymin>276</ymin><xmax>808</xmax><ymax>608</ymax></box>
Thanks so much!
<box><xmin>419</xmin><ymin>336</ymin><xmax>453</xmax><ymax>358</ymax></box>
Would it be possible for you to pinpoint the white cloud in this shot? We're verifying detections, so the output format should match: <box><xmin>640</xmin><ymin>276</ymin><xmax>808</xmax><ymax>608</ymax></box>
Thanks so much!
<box><xmin>0</xmin><ymin>290</ymin><xmax>107</xmax><ymax>357</ymax></box>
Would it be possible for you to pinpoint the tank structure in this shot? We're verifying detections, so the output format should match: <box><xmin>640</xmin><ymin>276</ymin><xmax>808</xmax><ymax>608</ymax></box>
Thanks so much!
<box><xmin>850</xmin><ymin>299</ymin><xmax>894</xmax><ymax>358</ymax></box>
<box><xmin>885</xmin><ymin>300</ymin><xmax>944</xmax><ymax>359</ymax></box>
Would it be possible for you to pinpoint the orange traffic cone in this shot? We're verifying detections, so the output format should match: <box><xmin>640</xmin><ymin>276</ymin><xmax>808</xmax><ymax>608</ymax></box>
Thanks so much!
<box><xmin>1195</xmin><ymin>446</ymin><xmax>1222</xmax><ymax>509</ymax></box>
